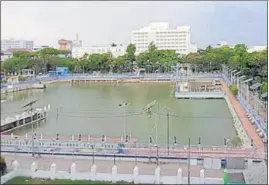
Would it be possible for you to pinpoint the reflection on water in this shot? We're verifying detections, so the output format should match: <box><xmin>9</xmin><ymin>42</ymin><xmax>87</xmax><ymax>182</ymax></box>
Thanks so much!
<box><xmin>1</xmin><ymin>83</ymin><xmax>236</xmax><ymax>145</ymax></box>
<box><xmin>1</xmin><ymin>89</ymin><xmax>44</xmax><ymax>102</ymax></box>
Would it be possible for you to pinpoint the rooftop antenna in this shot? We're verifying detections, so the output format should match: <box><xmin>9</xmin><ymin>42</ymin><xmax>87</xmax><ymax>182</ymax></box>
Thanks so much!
<box><xmin>76</xmin><ymin>33</ymin><xmax>79</xmax><ymax>41</ymax></box>
<box><xmin>21</xmin><ymin>100</ymin><xmax>39</xmax><ymax>157</ymax></box>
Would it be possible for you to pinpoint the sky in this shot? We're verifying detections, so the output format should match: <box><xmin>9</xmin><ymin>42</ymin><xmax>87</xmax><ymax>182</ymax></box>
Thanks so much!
<box><xmin>1</xmin><ymin>1</ymin><xmax>267</xmax><ymax>48</ymax></box>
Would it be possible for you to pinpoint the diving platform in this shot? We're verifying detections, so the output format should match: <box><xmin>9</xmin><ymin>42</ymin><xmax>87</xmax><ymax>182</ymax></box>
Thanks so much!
<box><xmin>175</xmin><ymin>91</ymin><xmax>225</xmax><ymax>99</ymax></box>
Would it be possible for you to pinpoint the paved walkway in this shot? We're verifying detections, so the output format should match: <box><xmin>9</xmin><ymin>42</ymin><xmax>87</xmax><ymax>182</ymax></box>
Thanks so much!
<box><xmin>221</xmin><ymin>81</ymin><xmax>264</xmax><ymax>149</ymax></box>
<box><xmin>3</xmin><ymin>154</ymin><xmax>222</xmax><ymax>178</ymax></box>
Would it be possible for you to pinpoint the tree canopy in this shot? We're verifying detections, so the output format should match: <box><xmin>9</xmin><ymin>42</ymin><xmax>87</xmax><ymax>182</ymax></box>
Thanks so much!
<box><xmin>1</xmin><ymin>44</ymin><xmax>267</xmax><ymax>92</ymax></box>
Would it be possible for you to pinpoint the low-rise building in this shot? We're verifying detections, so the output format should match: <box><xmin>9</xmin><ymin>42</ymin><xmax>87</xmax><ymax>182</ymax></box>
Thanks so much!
<box><xmin>1</xmin><ymin>51</ymin><xmax>13</xmax><ymax>62</ymax></box>
<box><xmin>72</xmin><ymin>44</ymin><xmax>127</xmax><ymax>59</ymax></box>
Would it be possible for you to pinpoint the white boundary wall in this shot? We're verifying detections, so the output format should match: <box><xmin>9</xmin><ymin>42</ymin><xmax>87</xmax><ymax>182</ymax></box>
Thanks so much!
<box><xmin>1</xmin><ymin>161</ymin><xmax>223</xmax><ymax>184</ymax></box>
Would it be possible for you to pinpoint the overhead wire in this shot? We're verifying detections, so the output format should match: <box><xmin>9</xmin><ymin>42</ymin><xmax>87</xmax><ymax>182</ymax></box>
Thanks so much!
<box><xmin>57</xmin><ymin>112</ymin><xmax>143</xmax><ymax>119</ymax></box>
<box><xmin>58</xmin><ymin>110</ymin><xmax>143</xmax><ymax>115</ymax></box>
<box><xmin>56</xmin><ymin>109</ymin><xmax>239</xmax><ymax>120</ymax></box>
<box><xmin>154</xmin><ymin>111</ymin><xmax>235</xmax><ymax>120</ymax></box>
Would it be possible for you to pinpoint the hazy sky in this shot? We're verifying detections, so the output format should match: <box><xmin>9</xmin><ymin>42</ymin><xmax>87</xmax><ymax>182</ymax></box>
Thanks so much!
<box><xmin>1</xmin><ymin>1</ymin><xmax>267</xmax><ymax>48</ymax></box>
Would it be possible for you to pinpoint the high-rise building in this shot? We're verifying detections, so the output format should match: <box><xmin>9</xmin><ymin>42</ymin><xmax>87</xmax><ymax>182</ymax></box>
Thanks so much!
<box><xmin>131</xmin><ymin>22</ymin><xmax>197</xmax><ymax>55</ymax></box>
<box><xmin>1</xmin><ymin>38</ymin><xmax>34</xmax><ymax>51</ymax></box>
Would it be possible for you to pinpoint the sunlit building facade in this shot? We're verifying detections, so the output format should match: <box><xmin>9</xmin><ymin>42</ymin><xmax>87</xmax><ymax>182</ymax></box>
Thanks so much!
<box><xmin>131</xmin><ymin>22</ymin><xmax>197</xmax><ymax>55</ymax></box>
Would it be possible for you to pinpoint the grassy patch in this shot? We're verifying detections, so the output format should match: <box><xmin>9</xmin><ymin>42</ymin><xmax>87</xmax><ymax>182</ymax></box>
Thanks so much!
<box><xmin>5</xmin><ymin>176</ymin><xmax>131</xmax><ymax>184</ymax></box>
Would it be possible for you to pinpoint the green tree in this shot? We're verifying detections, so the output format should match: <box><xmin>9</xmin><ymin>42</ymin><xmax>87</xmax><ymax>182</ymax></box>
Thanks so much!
<box><xmin>2</xmin><ymin>57</ymin><xmax>29</xmax><ymax>73</ymax></box>
<box><xmin>125</xmin><ymin>44</ymin><xmax>136</xmax><ymax>71</ymax></box>
<box><xmin>88</xmin><ymin>53</ymin><xmax>110</xmax><ymax>73</ymax></box>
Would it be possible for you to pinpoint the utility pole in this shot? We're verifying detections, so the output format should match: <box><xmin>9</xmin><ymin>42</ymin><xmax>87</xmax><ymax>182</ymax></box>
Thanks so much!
<box><xmin>188</xmin><ymin>137</ymin><xmax>191</xmax><ymax>185</ymax></box>
<box><xmin>21</xmin><ymin>100</ymin><xmax>38</xmax><ymax>158</ymax></box>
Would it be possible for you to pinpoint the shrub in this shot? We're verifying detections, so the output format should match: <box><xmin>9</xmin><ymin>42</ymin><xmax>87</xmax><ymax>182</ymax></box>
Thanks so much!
<box><xmin>1</xmin><ymin>80</ymin><xmax>7</xmax><ymax>84</ymax></box>
<box><xmin>229</xmin><ymin>84</ymin><xmax>238</xmax><ymax>96</ymax></box>
<box><xmin>18</xmin><ymin>75</ymin><xmax>28</xmax><ymax>82</ymax></box>
<box><xmin>230</xmin><ymin>136</ymin><xmax>243</xmax><ymax>147</ymax></box>
<box><xmin>0</xmin><ymin>155</ymin><xmax>7</xmax><ymax>176</ymax></box>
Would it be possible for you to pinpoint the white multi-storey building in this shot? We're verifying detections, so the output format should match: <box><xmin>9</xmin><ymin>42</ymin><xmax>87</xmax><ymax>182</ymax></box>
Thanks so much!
<box><xmin>1</xmin><ymin>38</ymin><xmax>34</xmax><ymax>51</ymax></box>
<box><xmin>72</xmin><ymin>45</ymin><xmax>127</xmax><ymax>59</ymax></box>
<box><xmin>131</xmin><ymin>22</ymin><xmax>197</xmax><ymax>55</ymax></box>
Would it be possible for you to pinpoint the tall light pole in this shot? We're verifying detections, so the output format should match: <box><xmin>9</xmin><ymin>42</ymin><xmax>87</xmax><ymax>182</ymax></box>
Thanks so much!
<box><xmin>230</xmin><ymin>70</ymin><xmax>237</xmax><ymax>84</ymax></box>
<box><xmin>237</xmin><ymin>75</ymin><xmax>246</xmax><ymax>95</ymax></box>
<box><xmin>119</xmin><ymin>103</ymin><xmax>129</xmax><ymax>141</ymax></box>
<box><xmin>227</xmin><ymin>67</ymin><xmax>233</xmax><ymax>82</ymax></box>
<box><xmin>234</xmin><ymin>71</ymin><xmax>241</xmax><ymax>84</ymax></box>
<box><xmin>241</xmin><ymin>79</ymin><xmax>253</xmax><ymax>104</ymax></box>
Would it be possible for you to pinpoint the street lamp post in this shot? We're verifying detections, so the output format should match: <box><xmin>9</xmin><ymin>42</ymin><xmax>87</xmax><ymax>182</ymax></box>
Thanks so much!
<box><xmin>226</xmin><ymin>67</ymin><xmax>231</xmax><ymax>81</ymax></box>
<box><xmin>155</xmin><ymin>144</ymin><xmax>159</xmax><ymax>166</ymax></box>
<box><xmin>224</xmin><ymin>65</ymin><xmax>229</xmax><ymax>78</ymax></box>
<box><xmin>230</xmin><ymin>70</ymin><xmax>237</xmax><ymax>84</ymax></box>
<box><xmin>167</xmin><ymin>111</ymin><xmax>170</xmax><ymax>155</ymax></box>
<box><xmin>119</xmin><ymin>103</ymin><xmax>129</xmax><ymax>141</ymax></box>
<box><xmin>155</xmin><ymin>70</ymin><xmax>159</xmax><ymax>78</ymax></box>
<box><xmin>241</xmin><ymin>79</ymin><xmax>253</xmax><ymax>104</ymax></box>
<box><xmin>234</xmin><ymin>71</ymin><xmax>241</xmax><ymax>85</ymax></box>
<box><xmin>92</xmin><ymin>145</ymin><xmax>95</xmax><ymax>165</ymax></box>
<box><xmin>237</xmin><ymin>75</ymin><xmax>246</xmax><ymax>95</ymax></box>
<box><xmin>187</xmin><ymin>137</ymin><xmax>191</xmax><ymax>185</ymax></box>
